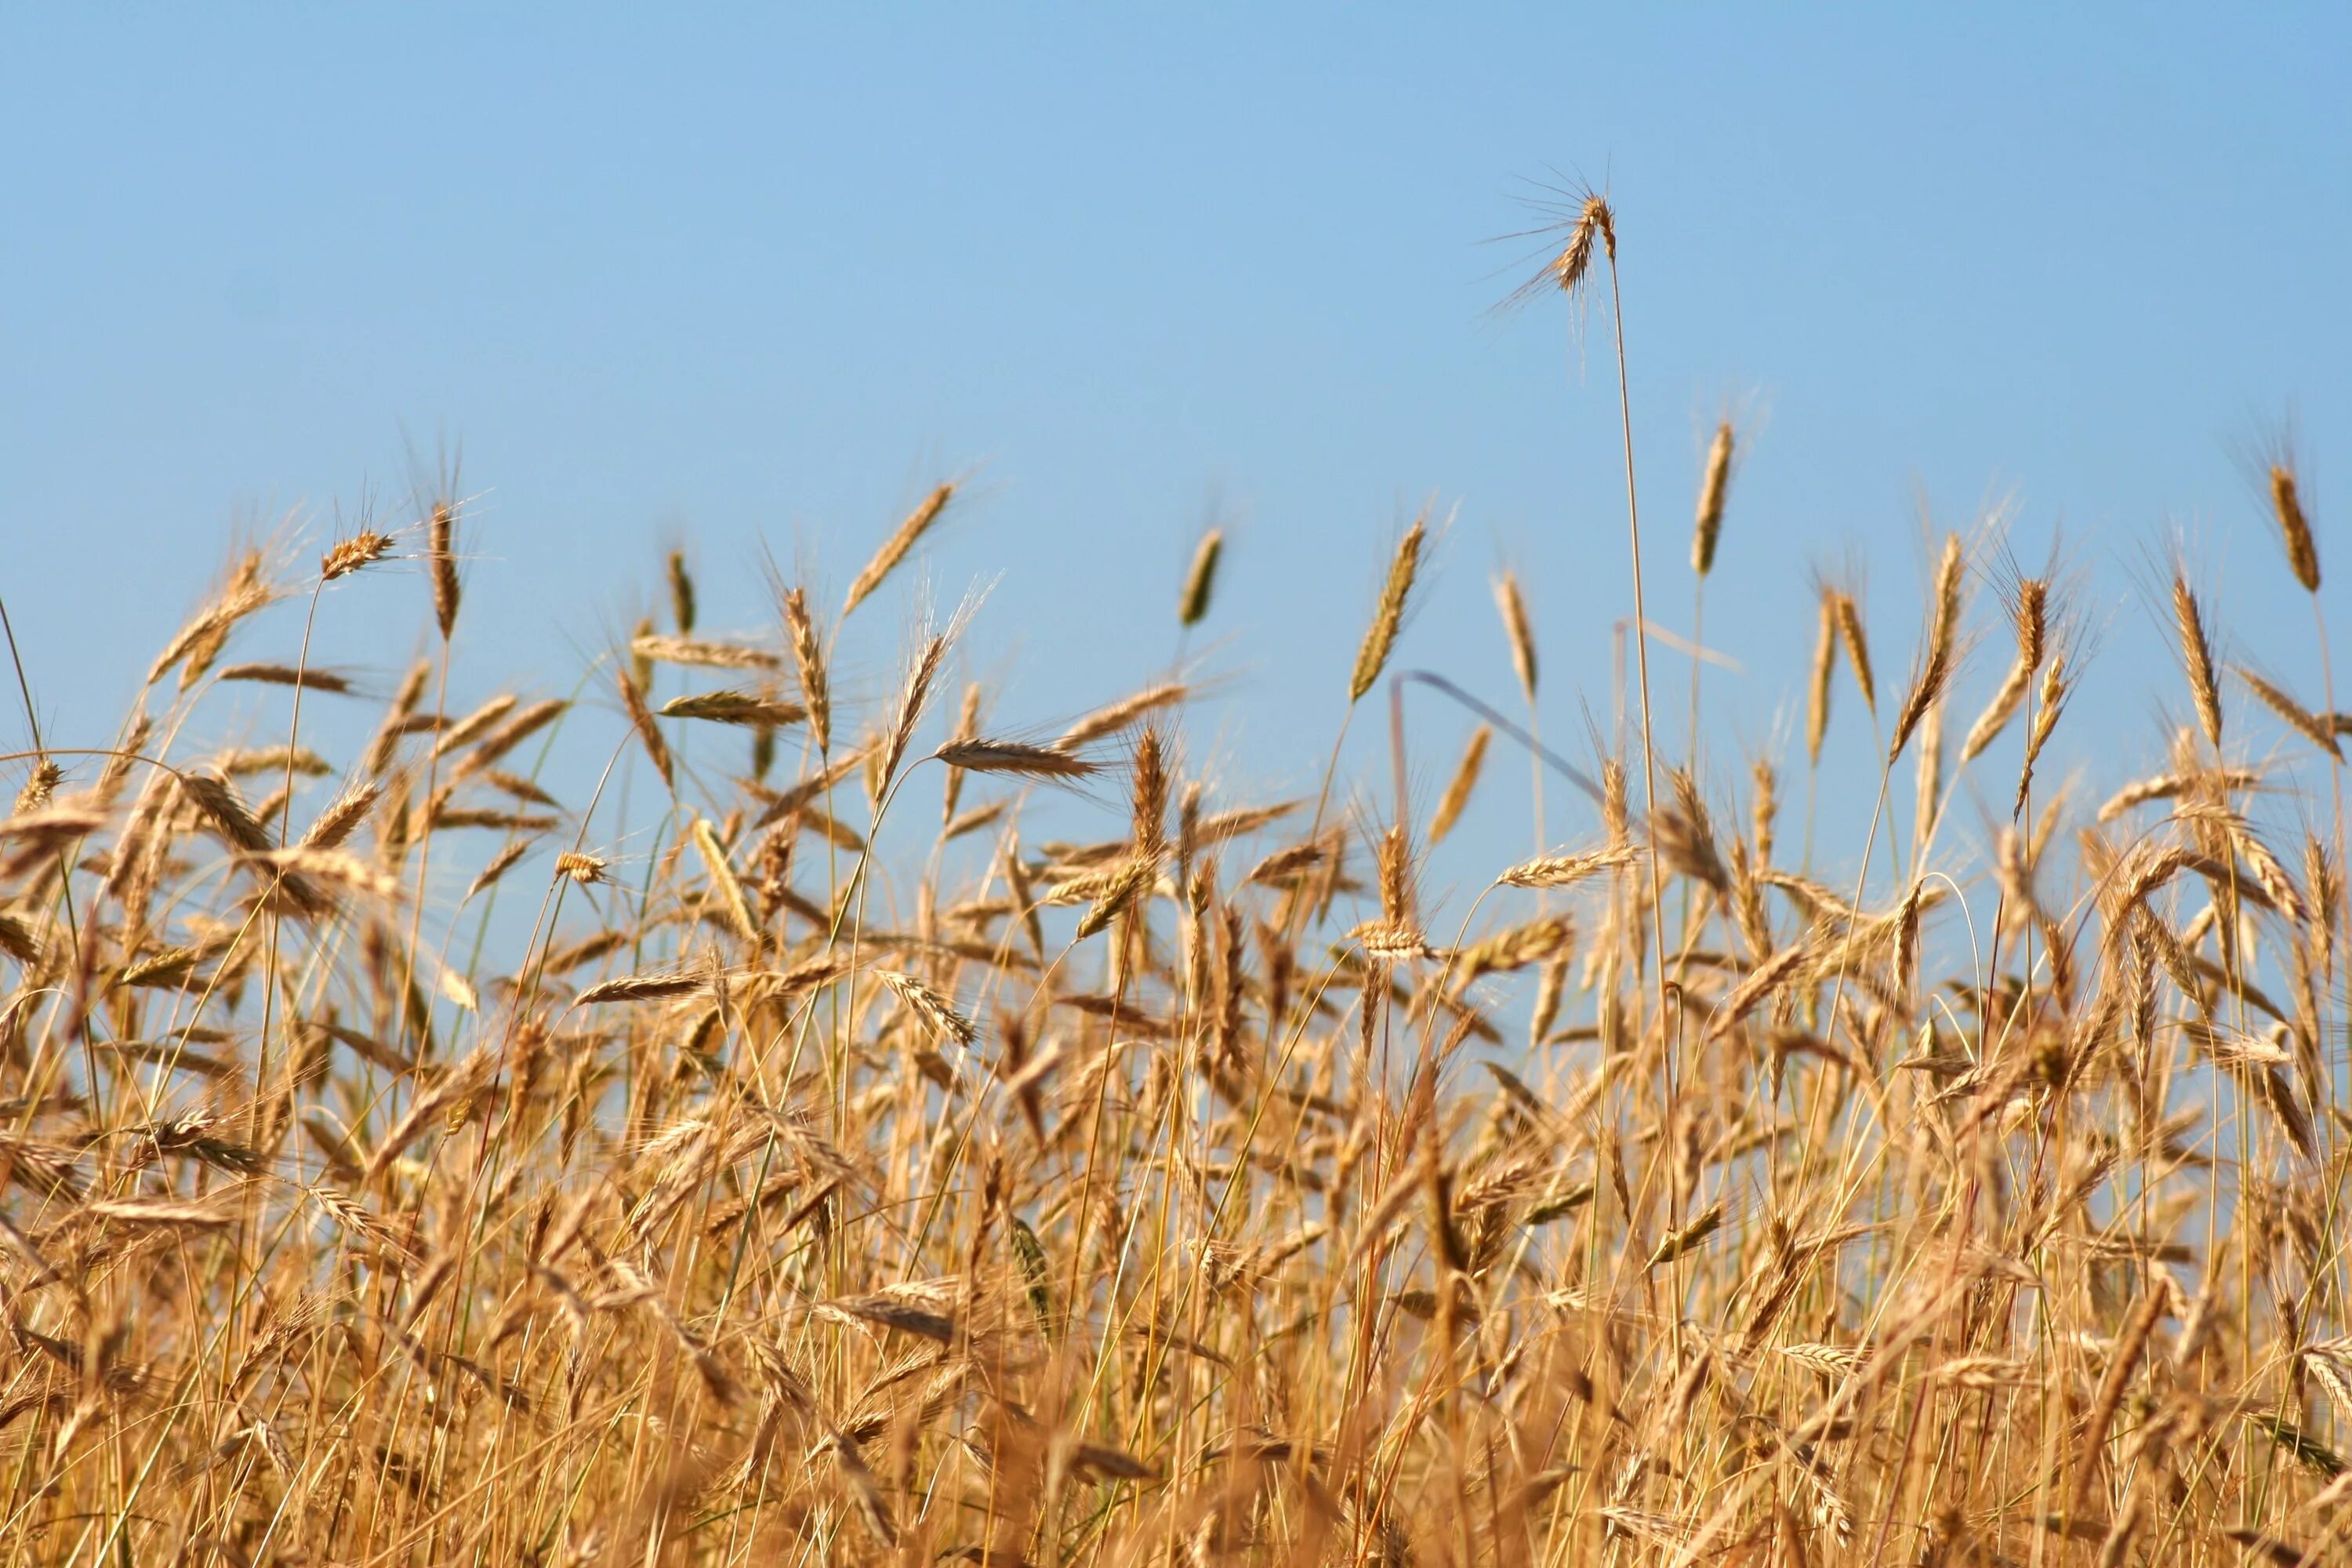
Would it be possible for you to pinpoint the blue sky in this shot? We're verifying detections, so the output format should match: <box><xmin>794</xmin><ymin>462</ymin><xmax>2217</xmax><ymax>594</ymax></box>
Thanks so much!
<box><xmin>3</xmin><ymin>8</ymin><xmax>2347</xmax><ymax>901</ymax></box>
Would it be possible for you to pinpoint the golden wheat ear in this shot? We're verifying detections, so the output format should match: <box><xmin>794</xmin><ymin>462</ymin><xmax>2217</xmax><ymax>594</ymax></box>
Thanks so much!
<box><xmin>1178</xmin><ymin>527</ymin><xmax>1222</xmax><ymax>629</ymax></box>
<box><xmin>1348</xmin><ymin>512</ymin><xmax>1427</xmax><ymax>705</ymax></box>
<box><xmin>1690</xmin><ymin>419</ymin><xmax>1734</xmax><ymax>579</ymax></box>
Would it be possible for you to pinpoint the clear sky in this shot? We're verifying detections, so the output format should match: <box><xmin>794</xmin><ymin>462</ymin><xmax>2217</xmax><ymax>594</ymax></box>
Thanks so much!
<box><xmin>4</xmin><ymin>7</ymin><xmax>2347</xmax><ymax>898</ymax></box>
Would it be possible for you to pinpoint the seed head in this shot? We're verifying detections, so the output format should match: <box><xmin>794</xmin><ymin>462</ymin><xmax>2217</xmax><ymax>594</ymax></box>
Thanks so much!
<box><xmin>556</xmin><ymin>851</ymin><xmax>607</xmax><ymax>885</ymax></box>
<box><xmin>1494</xmin><ymin>572</ymin><xmax>1537</xmax><ymax>701</ymax></box>
<box><xmin>321</xmin><ymin>532</ymin><xmax>394</xmax><ymax>583</ymax></box>
<box><xmin>1349</xmin><ymin>515</ymin><xmax>1426</xmax><ymax>704</ymax></box>
<box><xmin>2172</xmin><ymin>573</ymin><xmax>2223</xmax><ymax>750</ymax></box>
<box><xmin>2274</xmin><ymin>465</ymin><xmax>2321</xmax><ymax>593</ymax></box>
<box><xmin>666</xmin><ymin>548</ymin><xmax>696</xmax><ymax>633</ymax></box>
<box><xmin>1691</xmin><ymin>421</ymin><xmax>1734</xmax><ymax>578</ymax></box>
<box><xmin>1179</xmin><ymin>529</ymin><xmax>1222</xmax><ymax>629</ymax></box>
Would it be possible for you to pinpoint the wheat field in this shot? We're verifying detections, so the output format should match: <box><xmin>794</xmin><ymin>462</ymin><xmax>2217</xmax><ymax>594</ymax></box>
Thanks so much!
<box><xmin>2</xmin><ymin>193</ymin><xmax>2347</xmax><ymax>1567</ymax></box>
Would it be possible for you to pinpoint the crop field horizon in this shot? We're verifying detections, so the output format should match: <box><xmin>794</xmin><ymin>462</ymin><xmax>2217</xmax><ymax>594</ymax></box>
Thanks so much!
<box><xmin>5</xmin><ymin>189</ymin><xmax>2351</xmax><ymax>1567</ymax></box>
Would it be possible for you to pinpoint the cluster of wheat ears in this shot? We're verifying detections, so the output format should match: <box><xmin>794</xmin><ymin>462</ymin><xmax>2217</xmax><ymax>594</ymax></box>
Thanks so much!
<box><xmin>1</xmin><ymin>191</ymin><xmax>2347</xmax><ymax>1567</ymax></box>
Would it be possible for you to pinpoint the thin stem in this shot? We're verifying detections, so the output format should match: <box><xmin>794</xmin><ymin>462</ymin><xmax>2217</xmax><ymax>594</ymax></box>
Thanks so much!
<box><xmin>1602</xmin><ymin>249</ymin><xmax>1675</xmax><ymax>1098</ymax></box>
